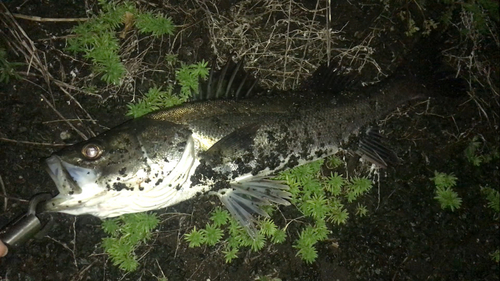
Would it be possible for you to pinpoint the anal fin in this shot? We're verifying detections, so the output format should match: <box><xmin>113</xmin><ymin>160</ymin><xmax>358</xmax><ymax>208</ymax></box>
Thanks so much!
<box><xmin>357</xmin><ymin>128</ymin><xmax>400</xmax><ymax>168</ymax></box>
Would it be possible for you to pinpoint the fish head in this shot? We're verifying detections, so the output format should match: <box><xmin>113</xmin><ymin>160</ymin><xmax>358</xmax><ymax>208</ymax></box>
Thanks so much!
<box><xmin>43</xmin><ymin>118</ymin><xmax>196</xmax><ymax>217</ymax></box>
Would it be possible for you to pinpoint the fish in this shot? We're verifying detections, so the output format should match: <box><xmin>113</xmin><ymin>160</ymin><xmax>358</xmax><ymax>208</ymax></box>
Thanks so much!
<box><xmin>43</xmin><ymin>59</ymin><xmax>428</xmax><ymax>234</ymax></box>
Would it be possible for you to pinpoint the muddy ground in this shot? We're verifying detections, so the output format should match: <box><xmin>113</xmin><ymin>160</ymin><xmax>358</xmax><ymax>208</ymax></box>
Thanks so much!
<box><xmin>0</xmin><ymin>0</ymin><xmax>499</xmax><ymax>280</ymax></box>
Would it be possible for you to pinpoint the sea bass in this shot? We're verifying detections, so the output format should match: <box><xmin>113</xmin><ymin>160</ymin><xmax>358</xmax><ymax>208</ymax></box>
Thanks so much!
<box><xmin>43</xmin><ymin>60</ymin><xmax>426</xmax><ymax>233</ymax></box>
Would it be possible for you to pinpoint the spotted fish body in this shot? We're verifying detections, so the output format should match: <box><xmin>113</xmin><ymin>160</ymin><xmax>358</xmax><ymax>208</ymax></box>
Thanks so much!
<box><xmin>44</xmin><ymin>61</ymin><xmax>427</xmax><ymax>233</ymax></box>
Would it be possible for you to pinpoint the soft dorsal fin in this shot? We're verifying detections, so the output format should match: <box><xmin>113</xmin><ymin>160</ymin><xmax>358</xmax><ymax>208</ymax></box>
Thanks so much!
<box><xmin>192</xmin><ymin>59</ymin><xmax>260</xmax><ymax>102</ymax></box>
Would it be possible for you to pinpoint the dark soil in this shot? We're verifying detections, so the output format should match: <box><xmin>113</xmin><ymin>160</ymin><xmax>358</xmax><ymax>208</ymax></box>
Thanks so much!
<box><xmin>1</xmin><ymin>1</ymin><xmax>499</xmax><ymax>281</ymax></box>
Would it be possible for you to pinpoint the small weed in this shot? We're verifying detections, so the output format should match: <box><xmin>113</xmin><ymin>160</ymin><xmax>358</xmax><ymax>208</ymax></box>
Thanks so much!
<box><xmin>184</xmin><ymin>159</ymin><xmax>374</xmax><ymax>264</ymax></box>
<box><xmin>135</xmin><ymin>12</ymin><xmax>175</xmax><ymax>37</ymax></box>
<box><xmin>324</xmin><ymin>172</ymin><xmax>344</xmax><ymax>196</ymax></box>
<box><xmin>434</xmin><ymin>186</ymin><xmax>462</xmax><ymax>212</ymax></box>
<box><xmin>490</xmin><ymin>250</ymin><xmax>500</xmax><ymax>263</ymax></box>
<box><xmin>126</xmin><ymin>86</ymin><xmax>185</xmax><ymax>118</ymax></box>
<box><xmin>222</xmin><ymin>246</ymin><xmax>238</xmax><ymax>263</ymax></box>
<box><xmin>101</xmin><ymin>213</ymin><xmax>159</xmax><ymax>272</ymax></box>
<box><xmin>431</xmin><ymin>171</ymin><xmax>461</xmax><ymax>211</ymax></box>
<box><xmin>356</xmin><ymin>204</ymin><xmax>368</xmax><ymax>217</ymax></box>
<box><xmin>0</xmin><ymin>48</ymin><xmax>22</xmax><ymax>83</ymax></box>
<box><xmin>210</xmin><ymin>207</ymin><xmax>231</xmax><ymax>227</ymax></box>
<box><xmin>431</xmin><ymin>171</ymin><xmax>458</xmax><ymax>189</ymax></box>
<box><xmin>481</xmin><ymin>186</ymin><xmax>500</xmax><ymax>213</ymax></box>
<box><xmin>127</xmin><ymin>60</ymin><xmax>209</xmax><ymax>118</ymax></box>
<box><xmin>66</xmin><ymin>1</ymin><xmax>175</xmax><ymax>84</ymax></box>
<box><xmin>326</xmin><ymin>155</ymin><xmax>343</xmax><ymax>169</ymax></box>
<box><xmin>184</xmin><ymin>226</ymin><xmax>205</xmax><ymax>248</ymax></box>
<box><xmin>176</xmin><ymin>60</ymin><xmax>210</xmax><ymax>97</ymax></box>
<box><xmin>202</xmin><ymin>223</ymin><xmax>224</xmax><ymax>246</ymax></box>
<box><xmin>465</xmin><ymin>136</ymin><xmax>499</xmax><ymax>166</ymax></box>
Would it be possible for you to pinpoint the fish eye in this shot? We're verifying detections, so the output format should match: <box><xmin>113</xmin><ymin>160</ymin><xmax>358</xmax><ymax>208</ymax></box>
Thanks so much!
<box><xmin>81</xmin><ymin>143</ymin><xmax>103</xmax><ymax>160</ymax></box>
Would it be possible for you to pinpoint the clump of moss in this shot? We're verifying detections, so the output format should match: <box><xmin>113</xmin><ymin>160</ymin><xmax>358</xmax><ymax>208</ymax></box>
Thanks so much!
<box><xmin>126</xmin><ymin>60</ymin><xmax>209</xmax><ymax>118</ymax></box>
<box><xmin>431</xmin><ymin>171</ymin><xmax>462</xmax><ymax>212</ymax></box>
<box><xmin>101</xmin><ymin>213</ymin><xmax>159</xmax><ymax>272</ymax></box>
<box><xmin>66</xmin><ymin>0</ymin><xmax>175</xmax><ymax>85</ymax></box>
<box><xmin>184</xmin><ymin>156</ymin><xmax>376</xmax><ymax>264</ymax></box>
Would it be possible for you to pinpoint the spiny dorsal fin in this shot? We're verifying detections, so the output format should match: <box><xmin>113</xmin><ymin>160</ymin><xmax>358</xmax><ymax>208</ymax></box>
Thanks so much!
<box><xmin>192</xmin><ymin>58</ymin><xmax>260</xmax><ymax>102</ymax></box>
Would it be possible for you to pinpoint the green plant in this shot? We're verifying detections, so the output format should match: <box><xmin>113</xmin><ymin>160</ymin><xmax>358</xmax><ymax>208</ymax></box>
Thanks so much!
<box><xmin>356</xmin><ymin>204</ymin><xmax>368</xmax><ymax>217</ymax></box>
<box><xmin>222</xmin><ymin>246</ymin><xmax>238</xmax><ymax>263</ymax></box>
<box><xmin>346</xmin><ymin>177</ymin><xmax>373</xmax><ymax>203</ymax></box>
<box><xmin>176</xmin><ymin>60</ymin><xmax>210</xmax><ymax>97</ymax></box>
<box><xmin>66</xmin><ymin>1</ymin><xmax>175</xmax><ymax>84</ymax></box>
<box><xmin>202</xmin><ymin>223</ymin><xmax>224</xmax><ymax>246</ymax></box>
<box><xmin>135</xmin><ymin>12</ymin><xmax>175</xmax><ymax>37</ymax></box>
<box><xmin>127</xmin><ymin>60</ymin><xmax>210</xmax><ymax>118</ymax></box>
<box><xmin>329</xmin><ymin>200</ymin><xmax>349</xmax><ymax>225</ymax></box>
<box><xmin>431</xmin><ymin>171</ymin><xmax>462</xmax><ymax>211</ymax></box>
<box><xmin>126</xmin><ymin>86</ymin><xmax>186</xmax><ymax>118</ymax></box>
<box><xmin>326</xmin><ymin>155</ymin><xmax>343</xmax><ymax>169</ymax></box>
<box><xmin>0</xmin><ymin>48</ymin><xmax>22</xmax><ymax>83</ymax></box>
<box><xmin>434</xmin><ymin>186</ymin><xmax>462</xmax><ymax>211</ymax></box>
<box><xmin>324</xmin><ymin>172</ymin><xmax>344</xmax><ymax>195</ymax></box>
<box><xmin>101</xmin><ymin>213</ymin><xmax>159</xmax><ymax>272</ymax></box>
<box><xmin>293</xmin><ymin>225</ymin><xmax>325</xmax><ymax>264</ymax></box>
<box><xmin>276</xmin><ymin>160</ymin><xmax>372</xmax><ymax>262</ymax></box>
<box><xmin>465</xmin><ymin>136</ymin><xmax>499</xmax><ymax>166</ymax></box>
<box><xmin>183</xmin><ymin>158</ymin><xmax>374</xmax><ymax>264</ymax></box>
<box><xmin>481</xmin><ymin>186</ymin><xmax>500</xmax><ymax>213</ymax></box>
<box><xmin>490</xmin><ymin>250</ymin><xmax>500</xmax><ymax>263</ymax></box>
<box><xmin>184</xmin><ymin>226</ymin><xmax>205</xmax><ymax>248</ymax></box>
<box><xmin>431</xmin><ymin>171</ymin><xmax>457</xmax><ymax>189</ymax></box>
<box><xmin>210</xmin><ymin>207</ymin><xmax>231</xmax><ymax>227</ymax></box>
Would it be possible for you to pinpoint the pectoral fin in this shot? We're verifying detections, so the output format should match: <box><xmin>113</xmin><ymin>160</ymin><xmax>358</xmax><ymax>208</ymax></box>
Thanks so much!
<box><xmin>214</xmin><ymin>175</ymin><xmax>291</xmax><ymax>238</ymax></box>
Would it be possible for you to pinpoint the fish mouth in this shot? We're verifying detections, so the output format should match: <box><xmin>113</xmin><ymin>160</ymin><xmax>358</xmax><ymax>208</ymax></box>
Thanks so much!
<box><xmin>45</xmin><ymin>155</ymin><xmax>82</xmax><ymax>196</ymax></box>
<box><xmin>44</xmin><ymin>155</ymin><xmax>100</xmax><ymax>212</ymax></box>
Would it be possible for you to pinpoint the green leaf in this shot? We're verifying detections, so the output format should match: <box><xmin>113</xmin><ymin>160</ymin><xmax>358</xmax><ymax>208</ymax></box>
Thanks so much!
<box><xmin>356</xmin><ymin>204</ymin><xmax>368</xmax><ymax>217</ymax></box>
<box><xmin>102</xmin><ymin>218</ymin><xmax>120</xmax><ymax>235</ymax></box>
<box><xmin>117</xmin><ymin>253</ymin><xmax>139</xmax><ymax>272</ymax></box>
<box><xmin>481</xmin><ymin>186</ymin><xmax>500</xmax><ymax>213</ymax></box>
<box><xmin>184</xmin><ymin>226</ymin><xmax>205</xmax><ymax>248</ymax></box>
<box><xmin>434</xmin><ymin>186</ymin><xmax>462</xmax><ymax>211</ymax></box>
<box><xmin>249</xmin><ymin>232</ymin><xmax>266</xmax><ymax>252</ymax></box>
<box><xmin>271</xmin><ymin>228</ymin><xmax>286</xmax><ymax>244</ymax></box>
<box><xmin>324</xmin><ymin>172</ymin><xmax>344</xmax><ymax>195</ymax></box>
<box><xmin>431</xmin><ymin>171</ymin><xmax>457</xmax><ymax>189</ymax></box>
<box><xmin>295</xmin><ymin>243</ymin><xmax>318</xmax><ymax>264</ymax></box>
<box><xmin>210</xmin><ymin>207</ymin><xmax>230</xmax><ymax>227</ymax></box>
<box><xmin>302</xmin><ymin>193</ymin><xmax>329</xmax><ymax>220</ymax></box>
<box><xmin>136</xmin><ymin>12</ymin><xmax>175</xmax><ymax>37</ymax></box>
<box><xmin>259</xmin><ymin>218</ymin><xmax>277</xmax><ymax>237</ymax></box>
<box><xmin>223</xmin><ymin>246</ymin><xmax>239</xmax><ymax>263</ymax></box>
<box><xmin>201</xmin><ymin>224</ymin><xmax>223</xmax><ymax>246</ymax></box>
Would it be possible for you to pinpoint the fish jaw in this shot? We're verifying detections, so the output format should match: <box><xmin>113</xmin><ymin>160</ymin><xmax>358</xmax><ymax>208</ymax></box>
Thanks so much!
<box><xmin>44</xmin><ymin>155</ymin><xmax>109</xmax><ymax>215</ymax></box>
